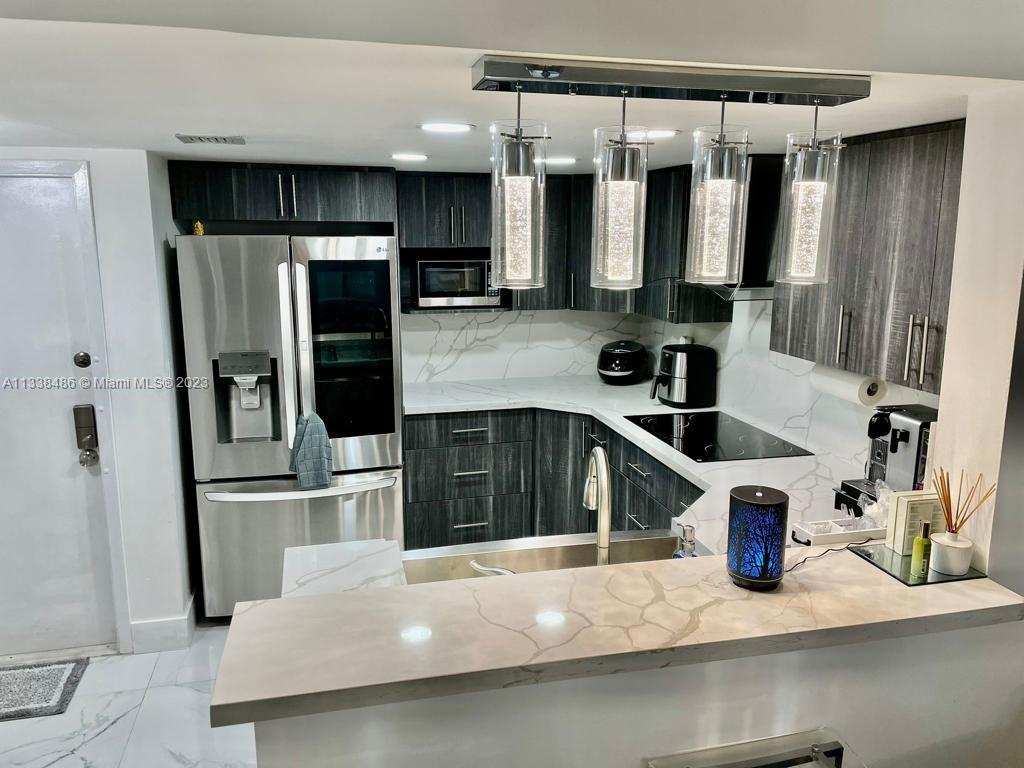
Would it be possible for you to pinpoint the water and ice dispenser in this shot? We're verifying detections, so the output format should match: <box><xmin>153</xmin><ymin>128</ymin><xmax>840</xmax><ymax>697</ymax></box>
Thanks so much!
<box><xmin>213</xmin><ymin>350</ymin><xmax>281</xmax><ymax>443</ymax></box>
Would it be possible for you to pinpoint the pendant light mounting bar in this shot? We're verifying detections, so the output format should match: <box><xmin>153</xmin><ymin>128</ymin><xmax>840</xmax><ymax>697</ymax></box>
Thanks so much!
<box><xmin>472</xmin><ymin>55</ymin><xmax>870</xmax><ymax>106</ymax></box>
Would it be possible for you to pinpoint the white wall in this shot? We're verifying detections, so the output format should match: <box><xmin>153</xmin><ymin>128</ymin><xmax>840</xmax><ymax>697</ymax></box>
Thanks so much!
<box><xmin>930</xmin><ymin>84</ymin><xmax>1024</xmax><ymax>572</ymax></box>
<box><xmin>0</xmin><ymin>147</ymin><xmax>192</xmax><ymax>652</ymax></box>
<box><xmin>257</xmin><ymin>619</ymin><xmax>1024</xmax><ymax>768</ymax></box>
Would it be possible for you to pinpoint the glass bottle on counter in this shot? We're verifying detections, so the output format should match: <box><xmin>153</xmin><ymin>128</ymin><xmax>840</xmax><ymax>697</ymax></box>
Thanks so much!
<box><xmin>673</xmin><ymin>525</ymin><xmax>699</xmax><ymax>559</ymax></box>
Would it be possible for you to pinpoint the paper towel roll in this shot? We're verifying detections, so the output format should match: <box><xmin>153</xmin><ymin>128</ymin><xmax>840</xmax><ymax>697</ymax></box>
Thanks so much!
<box><xmin>810</xmin><ymin>366</ymin><xmax>888</xmax><ymax>407</ymax></box>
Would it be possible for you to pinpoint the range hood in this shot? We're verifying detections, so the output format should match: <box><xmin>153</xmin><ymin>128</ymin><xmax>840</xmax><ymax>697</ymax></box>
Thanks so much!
<box><xmin>471</xmin><ymin>56</ymin><xmax>870</xmax><ymax>106</ymax></box>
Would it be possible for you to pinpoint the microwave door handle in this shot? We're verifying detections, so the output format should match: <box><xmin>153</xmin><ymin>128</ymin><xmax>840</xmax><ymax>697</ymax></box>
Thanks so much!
<box><xmin>277</xmin><ymin>262</ymin><xmax>298</xmax><ymax>447</ymax></box>
<box><xmin>293</xmin><ymin>261</ymin><xmax>315</xmax><ymax>416</ymax></box>
<box><xmin>203</xmin><ymin>477</ymin><xmax>397</xmax><ymax>503</ymax></box>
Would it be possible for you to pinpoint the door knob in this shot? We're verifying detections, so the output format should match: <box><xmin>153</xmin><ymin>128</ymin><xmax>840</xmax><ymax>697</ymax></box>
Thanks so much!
<box><xmin>73</xmin><ymin>351</ymin><xmax>92</xmax><ymax>368</ymax></box>
<box><xmin>78</xmin><ymin>448</ymin><xmax>99</xmax><ymax>467</ymax></box>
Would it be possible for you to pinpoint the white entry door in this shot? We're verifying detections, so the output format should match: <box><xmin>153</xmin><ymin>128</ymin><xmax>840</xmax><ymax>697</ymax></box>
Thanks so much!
<box><xmin>0</xmin><ymin>161</ymin><xmax>120</xmax><ymax>656</ymax></box>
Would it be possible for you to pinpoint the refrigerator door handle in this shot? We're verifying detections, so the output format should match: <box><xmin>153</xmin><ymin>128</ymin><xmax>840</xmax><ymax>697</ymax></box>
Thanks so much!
<box><xmin>293</xmin><ymin>261</ymin><xmax>315</xmax><ymax>416</ymax></box>
<box><xmin>278</xmin><ymin>262</ymin><xmax>298</xmax><ymax>447</ymax></box>
<box><xmin>203</xmin><ymin>477</ymin><xmax>396</xmax><ymax>503</ymax></box>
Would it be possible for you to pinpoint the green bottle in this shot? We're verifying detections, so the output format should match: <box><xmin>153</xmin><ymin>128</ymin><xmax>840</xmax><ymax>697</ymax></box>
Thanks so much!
<box><xmin>910</xmin><ymin>520</ymin><xmax>932</xmax><ymax>580</ymax></box>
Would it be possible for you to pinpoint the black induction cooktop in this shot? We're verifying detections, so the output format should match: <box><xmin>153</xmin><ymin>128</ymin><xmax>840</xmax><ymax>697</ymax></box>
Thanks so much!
<box><xmin>625</xmin><ymin>411</ymin><xmax>813</xmax><ymax>463</ymax></box>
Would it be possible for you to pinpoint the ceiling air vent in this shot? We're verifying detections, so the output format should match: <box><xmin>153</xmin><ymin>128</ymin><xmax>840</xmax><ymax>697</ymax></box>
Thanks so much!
<box><xmin>175</xmin><ymin>133</ymin><xmax>246</xmax><ymax>145</ymax></box>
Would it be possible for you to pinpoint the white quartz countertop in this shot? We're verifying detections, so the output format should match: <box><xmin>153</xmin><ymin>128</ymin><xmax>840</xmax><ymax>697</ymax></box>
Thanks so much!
<box><xmin>211</xmin><ymin>549</ymin><xmax>1024</xmax><ymax>727</ymax></box>
<box><xmin>404</xmin><ymin>376</ymin><xmax>857</xmax><ymax>553</ymax></box>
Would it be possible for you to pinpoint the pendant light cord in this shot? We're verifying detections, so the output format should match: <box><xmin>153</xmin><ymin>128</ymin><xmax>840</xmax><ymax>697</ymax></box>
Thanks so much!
<box><xmin>514</xmin><ymin>82</ymin><xmax>523</xmax><ymax>139</ymax></box>
<box><xmin>719</xmin><ymin>92</ymin><xmax>727</xmax><ymax>145</ymax></box>
<box><xmin>811</xmin><ymin>97</ymin><xmax>820</xmax><ymax>149</ymax></box>
<box><xmin>620</xmin><ymin>88</ymin><xmax>628</xmax><ymax>145</ymax></box>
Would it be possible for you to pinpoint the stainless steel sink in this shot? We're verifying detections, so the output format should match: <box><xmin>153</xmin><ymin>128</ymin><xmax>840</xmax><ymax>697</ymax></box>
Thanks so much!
<box><xmin>402</xmin><ymin>531</ymin><xmax>694</xmax><ymax>584</ymax></box>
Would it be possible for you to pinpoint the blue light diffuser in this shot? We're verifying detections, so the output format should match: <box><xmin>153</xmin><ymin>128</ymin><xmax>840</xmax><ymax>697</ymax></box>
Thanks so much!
<box><xmin>727</xmin><ymin>485</ymin><xmax>789</xmax><ymax>590</ymax></box>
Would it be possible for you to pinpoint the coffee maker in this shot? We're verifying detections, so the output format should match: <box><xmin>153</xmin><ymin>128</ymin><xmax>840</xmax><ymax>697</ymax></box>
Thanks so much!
<box><xmin>835</xmin><ymin>404</ymin><xmax>938</xmax><ymax>515</ymax></box>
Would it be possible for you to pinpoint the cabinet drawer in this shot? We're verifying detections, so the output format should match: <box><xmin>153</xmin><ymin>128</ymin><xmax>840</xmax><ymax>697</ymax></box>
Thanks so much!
<box><xmin>607</xmin><ymin>430</ymin><xmax>704</xmax><ymax>514</ymax></box>
<box><xmin>404</xmin><ymin>442</ymin><xmax>532</xmax><ymax>502</ymax></box>
<box><xmin>404</xmin><ymin>409</ymin><xmax>533</xmax><ymax>449</ymax></box>
<box><xmin>404</xmin><ymin>493</ymin><xmax>531</xmax><ymax>550</ymax></box>
<box><xmin>611</xmin><ymin>469</ymin><xmax>674</xmax><ymax>533</ymax></box>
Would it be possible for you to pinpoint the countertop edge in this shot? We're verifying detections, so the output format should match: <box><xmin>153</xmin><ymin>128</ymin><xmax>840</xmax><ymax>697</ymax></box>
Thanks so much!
<box><xmin>210</xmin><ymin>595</ymin><xmax>1024</xmax><ymax>727</ymax></box>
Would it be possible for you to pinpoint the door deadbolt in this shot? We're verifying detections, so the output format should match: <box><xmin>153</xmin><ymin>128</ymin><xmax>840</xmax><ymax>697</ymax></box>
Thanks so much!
<box><xmin>73</xmin><ymin>404</ymin><xmax>98</xmax><ymax>450</ymax></box>
<box><xmin>73</xmin><ymin>351</ymin><xmax>92</xmax><ymax>368</ymax></box>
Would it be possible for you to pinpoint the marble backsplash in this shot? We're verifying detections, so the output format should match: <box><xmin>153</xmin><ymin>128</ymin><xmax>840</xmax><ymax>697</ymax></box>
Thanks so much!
<box><xmin>400</xmin><ymin>302</ymin><xmax>937</xmax><ymax>469</ymax></box>
<box><xmin>400</xmin><ymin>310</ymin><xmax>646</xmax><ymax>383</ymax></box>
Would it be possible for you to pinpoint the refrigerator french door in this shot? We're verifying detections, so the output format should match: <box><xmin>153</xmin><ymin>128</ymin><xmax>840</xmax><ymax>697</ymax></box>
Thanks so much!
<box><xmin>176</xmin><ymin>235</ymin><xmax>403</xmax><ymax>618</ymax></box>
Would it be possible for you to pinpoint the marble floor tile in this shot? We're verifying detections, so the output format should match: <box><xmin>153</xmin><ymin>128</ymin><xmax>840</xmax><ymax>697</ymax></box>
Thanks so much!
<box><xmin>0</xmin><ymin>688</ymin><xmax>144</xmax><ymax>768</ymax></box>
<box><xmin>75</xmin><ymin>651</ymin><xmax>159</xmax><ymax>696</ymax></box>
<box><xmin>150</xmin><ymin>627</ymin><xmax>228</xmax><ymax>688</ymax></box>
<box><xmin>119</xmin><ymin>680</ymin><xmax>255</xmax><ymax>768</ymax></box>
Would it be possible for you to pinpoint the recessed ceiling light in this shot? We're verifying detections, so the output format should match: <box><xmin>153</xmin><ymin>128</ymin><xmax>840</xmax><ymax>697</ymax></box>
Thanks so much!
<box><xmin>420</xmin><ymin>122</ymin><xmax>475</xmax><ymax>134</ymax></box>
<box><xmin>627</xmin><ymin>129</ymin><xmax>679</xmax><ymax>141</ymax></box>
<box><xmin>392</xmin><ymin>153</ymin><xmax>428</xmax><ymax>162</ymax></box>
<box><xmin>541</xmin><ymin>157</ymin><xmax>577</xmax><ymax>166</ymax></box>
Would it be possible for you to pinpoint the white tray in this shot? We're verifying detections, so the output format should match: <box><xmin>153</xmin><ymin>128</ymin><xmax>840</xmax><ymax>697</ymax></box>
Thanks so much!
<box><xmin>791</xmin><ymin>517</ymin><xmax>886</xmax><ymax>546</ymax></box>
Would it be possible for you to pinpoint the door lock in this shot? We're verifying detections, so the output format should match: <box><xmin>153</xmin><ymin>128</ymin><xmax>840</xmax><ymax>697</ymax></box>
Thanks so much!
<box><xmin>73</xmin><ymin>404</ymin><xmax>98</xmax><ymax>450</ymax></box>
<box><xmin>73</xmin><ymin>351</ymin><xmax>92</xmax><ymax>368</ymax></box>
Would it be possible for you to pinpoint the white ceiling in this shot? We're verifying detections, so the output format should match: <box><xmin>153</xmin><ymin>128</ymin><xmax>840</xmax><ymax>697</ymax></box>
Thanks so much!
<box><xmin>2</xmin><ymin>0</ymin><xmax>1024</xmax><ymax>80</ymax></box>
<box><xmin>0</xmin><ymin>20</ymin><xmax>1015</xmax><ymax>172</ymax></box>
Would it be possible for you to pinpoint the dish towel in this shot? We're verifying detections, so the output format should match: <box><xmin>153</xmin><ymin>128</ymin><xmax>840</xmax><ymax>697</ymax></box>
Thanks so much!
<box><xmin>289</xmin><ymin>413</ymin><xmax>333</xmax><ymax>490</ymax></box>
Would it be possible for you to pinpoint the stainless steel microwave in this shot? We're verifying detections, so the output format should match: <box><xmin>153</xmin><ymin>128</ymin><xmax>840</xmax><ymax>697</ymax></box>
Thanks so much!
<box><xmin>416</xmin><ymin>259</ymin><xmax>501</xmax><ymax>308</ymax></box>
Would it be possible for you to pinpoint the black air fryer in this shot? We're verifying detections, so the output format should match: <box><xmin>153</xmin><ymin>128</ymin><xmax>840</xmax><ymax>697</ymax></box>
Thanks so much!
<box><xmin>597</xmin><ymin>341</ymin><xmax>650</xmax><ymax>385</ymax></box>
<box><xmin>650</xmin><ymin>343</ymin><xmax>717</xmax><ymax>407</ymax></box>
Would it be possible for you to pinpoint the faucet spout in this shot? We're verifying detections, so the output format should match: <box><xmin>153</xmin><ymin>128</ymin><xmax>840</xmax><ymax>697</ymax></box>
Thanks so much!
<box><xmin>583</xmin><ymin>446</ymin><xmax>612</xmax><ymax>565</ymax></box>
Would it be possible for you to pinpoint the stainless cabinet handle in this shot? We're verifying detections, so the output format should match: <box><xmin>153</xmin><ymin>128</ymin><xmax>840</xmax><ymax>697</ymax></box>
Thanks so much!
<box><xmin>627</xmin><ymin>462</ymin><xmax>651</xmax><ymax>479</ymax></box>
<box><xmin>454</xmin><ymin>522</ymin><xmax>489</xmax><ymax>530</ymax></box>
<box><xmin>834</xmin><ymin>304</ymin><xmax>845</xmax><ymax>366</ymax></box>
<box><xmin>453</xmin><ymin>469</ymin><xmax>489</xmax><ymax>477</ymax></box>
<box><xmin>277</xmin><ymin>173</ymin><xmax>285</xmax><ymax>218</ymax></box>
<box><xmin>588</xmin><ymin>433</ymin><xmax>607</xmax><ymax>446</ymax></box>
<box><xmin>451</xmin><ymin>427</ymin><xmax>488</xmax><ymax>434</ymax></box>
<box><xmin>570</xmin><ymin>272</ymin><xmax>575</xmax><ymax>309</ymax></box>
<box><xmin>625</xmin><ymin>512</ymin><xmax>649</xmax><ymax>531</ymax></box>
<box><xmin>666</xmin><ymin>282</ymin><xmax>675</xmax><ymax>317</ymax></box>
<box><xmin>919</xmin><ymin>315</ymin><xmax>930</xmax><ymax>386</ymax></box>
<box><xmin>679</xmin><ymin>500</ymin><xmax>689</xmax><ymax>510</ymax></box>
<box><xmin>450</xmin><ymin>207</ymin><xmax>456</xmax><ymax>245</ymax></box>
<box><xmin>903</xmin><ymin>313</ymin><xmax>917</xmax><ymax>381</ymax></box>
<box><xmin>460</xmin><ymin>205</ymin><xmax>466</xmax><ymax>244</ymax></box>
<box><xmin>291</xmin><ymin>174</ymin><xmax>298</xmax><ymax>217</ymax></box>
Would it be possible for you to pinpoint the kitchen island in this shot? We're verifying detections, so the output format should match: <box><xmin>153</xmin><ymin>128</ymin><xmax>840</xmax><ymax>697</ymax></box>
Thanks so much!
<box><xmin>212</xmin><ymin>547</ymin><xmax>1023</xmax><ymax>767</ymax></box>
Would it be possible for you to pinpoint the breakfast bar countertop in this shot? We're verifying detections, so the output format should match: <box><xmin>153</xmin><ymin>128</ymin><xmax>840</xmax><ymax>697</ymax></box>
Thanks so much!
<box><xmin>211</xmin><ymin>547</ymin><xmax>1024</xmax><ymax>727</ymax></box>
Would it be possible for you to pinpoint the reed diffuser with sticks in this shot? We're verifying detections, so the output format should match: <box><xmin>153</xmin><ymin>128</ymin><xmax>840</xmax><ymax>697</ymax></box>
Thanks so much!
<box><xmin>929</xmin><ymin>467</ymin><xmax>997</xmax><ymax>575</ymax></box>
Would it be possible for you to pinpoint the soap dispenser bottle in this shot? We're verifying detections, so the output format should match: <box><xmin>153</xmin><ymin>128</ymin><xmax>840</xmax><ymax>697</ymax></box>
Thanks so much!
<box><xmin>910</xmin><ymin>520</ymin><xmax>932</xmax><ymax>579</ymax></box>
<box><xmin>673</xmin><ymin>525</ymin><xmax>698</xmax><ymax>559</ymax></box>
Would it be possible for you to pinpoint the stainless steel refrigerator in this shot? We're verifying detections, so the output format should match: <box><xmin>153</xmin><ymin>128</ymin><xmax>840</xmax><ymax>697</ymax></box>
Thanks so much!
<box><xmin>176</xmin><ymin>235</ymin><xmax>403</xmax><ymax>617</ymax></box>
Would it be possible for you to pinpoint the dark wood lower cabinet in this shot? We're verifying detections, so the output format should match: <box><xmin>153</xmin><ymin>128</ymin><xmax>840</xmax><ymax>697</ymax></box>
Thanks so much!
<box><xmin>402</xmin><ymin>408</ymin><xmax>705</xmax><ymax>549</ymax></box>
<box><xmin>404</xmin><ymin>442</ymin><xmax>533</xmax><ymax>503</ymax></box>
<box><xmin>611</xmin><ymin>469</ymin><xmax>674</xmax><ymax>532</ymax></box>
<box><xmin>532</xmin><ymin>410</ymin><xmax>594</xmax><ymax>536</ymax></box>
<box><xmin>404</xmin><ymin>494</ymin><xmax>531</xmax><ymax>550</ymax></box>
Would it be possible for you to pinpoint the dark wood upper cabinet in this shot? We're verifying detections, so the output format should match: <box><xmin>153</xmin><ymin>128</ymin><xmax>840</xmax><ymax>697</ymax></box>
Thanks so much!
<box><xmin>568</xmin><ymin>174</ymin><xmax>635</xmax><ymax>313</ymax></box>
<box><xmin>168</xmin><ymin>161</ymin><xmax>396</xmax><ymax>223</ymax></box>
<box><xmin>634</xmin><ymin>165</ymin><xmax>732</xmax><ymax>324</ymax></box>
<box><xmin>396</xmin><ymin>172</ymin><xmax>490</xmax><ymax>248</ymax></box>
<box><xmin>770</xmin><ymin>120</ymin><xmax>965</xmax><ymax>394</ymax></box>
<box><xmin>515</xmin><ymin>174</ymin><xmax>570</xmax><ymax>312</ymax></box>
<box><xmin>318</xmin><ymin>167</ymin><xmax>397</xmax><ymax>223</ymax></box>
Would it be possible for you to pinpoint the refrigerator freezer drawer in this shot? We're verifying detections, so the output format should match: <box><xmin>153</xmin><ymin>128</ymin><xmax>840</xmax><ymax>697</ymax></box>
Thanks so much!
<box><xmin>197</xmin><ymin>469</ymin><xmax>403</xmax><ymax>617</ymax></box>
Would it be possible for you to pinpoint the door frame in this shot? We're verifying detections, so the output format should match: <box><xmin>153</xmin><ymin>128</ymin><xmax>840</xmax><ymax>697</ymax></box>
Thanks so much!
<box><xmin>1</xmin><ymin>160</ymin><xmax>133</xmax><ymax>653</ymax></box>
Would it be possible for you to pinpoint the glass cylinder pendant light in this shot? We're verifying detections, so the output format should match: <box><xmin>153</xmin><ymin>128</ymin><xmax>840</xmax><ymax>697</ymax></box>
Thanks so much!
<box><xmin>685</xmin><ymin>96</ymin><xmax>749</xmax><ymax>285</ymax></box>
<box><xmin>490</xmin><ymin>85</ymin><xmax>547</xmax><ymax>289</ymax></box>
<box><xmin>591</xmin><ymin>91</ymin><xmax>648</xmax><ymax>290</ymax></box>
<box><xmin>777</xmin><ymin>103</ymin><xmax>843</xmax><ymax>285</ymax></box>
